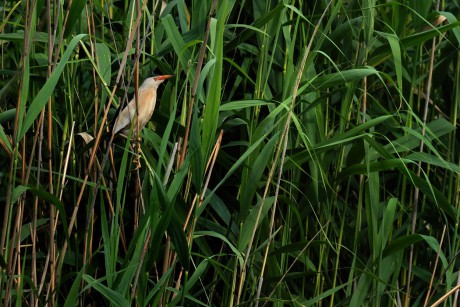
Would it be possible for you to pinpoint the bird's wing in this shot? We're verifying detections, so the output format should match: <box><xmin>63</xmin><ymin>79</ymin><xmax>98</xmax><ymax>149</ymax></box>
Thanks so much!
<box><xmin>112</xmin><ymin>98</ymin><xmax>136</xmax><ymax>135</ymax></box>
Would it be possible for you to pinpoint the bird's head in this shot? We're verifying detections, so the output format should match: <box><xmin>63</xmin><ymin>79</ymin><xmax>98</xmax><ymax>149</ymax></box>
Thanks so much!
<box><xmin>140</xmin><ymin>74</ymin><xmax>174</xmax><ymax>89</ymax></box>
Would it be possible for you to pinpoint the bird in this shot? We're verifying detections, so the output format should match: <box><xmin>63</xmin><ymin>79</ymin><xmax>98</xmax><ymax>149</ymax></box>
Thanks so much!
<box><xmin>78</xmin><ymin>74</ymin><xmax>173</xmax><ymax>144</ymax></box>
<box><xmin>112</xmin><ymin>74</ymin><xmax>174</xmax><ymax>137</ymax></box>
<box><xmin>78</xmin><ymin>74</ymin><xmax>173</xmax><ymax>170</ymax></box>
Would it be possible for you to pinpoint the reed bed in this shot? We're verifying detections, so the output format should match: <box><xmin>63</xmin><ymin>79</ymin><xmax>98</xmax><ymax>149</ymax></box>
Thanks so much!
<box><xmin>1</xmin><ymin>0</ymin><xmax>460</xmax><ymax>305</ymax></box>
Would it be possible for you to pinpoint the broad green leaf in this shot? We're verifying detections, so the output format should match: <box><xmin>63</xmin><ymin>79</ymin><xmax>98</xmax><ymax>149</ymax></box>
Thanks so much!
<box><xmin>190</xmin><ymin>107</ymin><xmax>204</xmax><ymax>191</ymax></box>
<box><xmin>240</xmin><ymin>133</ymin><xmax>278</xmax><ymax>217</ymax></box>
<box><xmin>20</xmin><ymin>218</ymin><xmax>49</xmax><ymax>242</ymax></box>
<box><xmin>0</xmin><ymin>108</ymin><xmax>16</xmax><ymax>125</ymax></box>
<box><xmin>340</xmin><ymin>158</ymin><xmax>413</xmax><ymax>177</ymax></box>
<box><xmin>201</xmin><ymin>1</ymin><xmax>227</xmax><ymax>162</ymax></box>
<box><xmin>377</xmin><ymin>32</ymin><xmax>403</xmax><ymax>93</ymax></box>
<box><xmin>369</xmin><ymin>22</ymin><xmax>460</xmax><ymax>66</ymax></box>
<box><xmin>304</xmin><ymin>280</ymin><xmax>352</xmax><ymax>306</ymax></box>
<box><xmin>379</xmin><ymin>198</ymin><xmax>398</xmax><ymax>251</ymax></box>
<box><xmin>224</xmin><ymin>3</ymin><xmax>285</xmax><ymax>54</ymax></box>
<box><xmin>237</xmin><ymin>196</ymin><xmax>275</xmax><ymax>251</ymax></box>
<box><xmin>64</xmin><ymin>0</ymin><xmax>86</xmax><ymax>37</ymax></box>
<box><xmin>169</xmin><ymin>259</ymin><xmax>208</xmax><ymax>306</ymax></box>
<box><xmin>440</xmin><ymin>11</ymin><xmax>460</xmax><ymax>46</ymax></box>
<box><xmin>199</xmin><ymin>131</ymin><xmax>271</xmax><ymax>216</ymax></box>
<box><xmin>307</xmin><ymin>67</ymin><xmax>379</xmax><ymax>91</ymax></box>
<box><xmin>116</xmin><ymin>222</ymin><xmax>150</xmax><ymax>296</ymax></box>
<box><xmin>219</xmin><ymin>99</ymin><xmax>273</xmax><ymax>111</ymax></box>
<box><xmin>194</xmin><ymin>231</ymin><xmax>243</xmax><ymax>268</ymax></box>
<box><xmin>168</xmin><ymin>214</ymin><xmax>190</xmax><ymax>270</ymax></box>
<box><xmin>145</xmin><ymin>266</ymin><xmax>175</xmax><ymax>305</ymax></box>
<box><xmin>14</xmin><ymin>185</ymin><xmax>70</xmax><ymax>244</ymax></box>
<box><xmin>368</xmin><ymin>118</ymin><xmax>455</xmax><ymax>161</ymax></box>
<box><xmin>18</xmin><ymin>34</ymin><xmax>87</xmax><ymax>140</ymax></box>
<box><xmin>96</xmin><ymin>42</ymin><xmax>111</xmax><ymax>102</ymax></box>
<box><xmin>0</xmin><ymin>31</ymin><xmax>48</xmax><ymax>42</ymax></box>
<box><xmin>11</xmin><ymin>185</ymin><xmax>28</xmax><ymax>204</ymax></box>
<box><xmin>82</xmin><ymin>275</ymin><xmax>130</xmax><ymax>307</ymax></box>
<box><xmin>406</xmin><ymin>152</ymin><xmax>460</xmax><ymax>173</ymax></box>
<box><xmin>166</xmin><ymin>160</ymin><xmax>189</xmax><ymax>201</ymax></box>
<box><xmin>64</xmin><ymin>270</ymin><xmax>84</xmax><ymax>307</ymax></box>
<box><xmin>162</xmin><ymin>14</ymin><xmax>192</xmax><ymax>71</ymax></box>
<box><xmin>150</xmin><ymin>169</ymin><xmax>175</xmax><ymax>262</ymax></box>
<box><xmin>287</xmin><ymin>115</ymin><xmax>392</xmax><ymax>169</ymax></box>
<box><xmin>383</xmin><ymin>234</ymin><xmax>448</xmax><ymax>269</ymax></box>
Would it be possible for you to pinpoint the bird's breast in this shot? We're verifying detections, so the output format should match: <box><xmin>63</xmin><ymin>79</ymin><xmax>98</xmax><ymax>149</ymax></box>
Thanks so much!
<box><xmin>138</xmin><ymin>89</ymin><xmax>157</xmax><ymax>128</ymax></box>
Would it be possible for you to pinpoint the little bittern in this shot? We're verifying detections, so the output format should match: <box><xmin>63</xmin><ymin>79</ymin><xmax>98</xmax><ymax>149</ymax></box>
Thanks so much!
<box><xmin>78</xmin><ymin>74</ymin><xmax>173</xmax><ymax>169</ymax></box>
<box><xmin>112</xmin><ymin>74</ymin><xmax>173</xmax><ymax>137</ymax></box>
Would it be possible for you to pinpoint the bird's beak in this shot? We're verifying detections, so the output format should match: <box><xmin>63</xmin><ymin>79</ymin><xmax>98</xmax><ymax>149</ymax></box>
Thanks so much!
<box><xmin>155</xmin><ymin>74</ymin><xmax>174</xmax><ymax>80</ymax></box>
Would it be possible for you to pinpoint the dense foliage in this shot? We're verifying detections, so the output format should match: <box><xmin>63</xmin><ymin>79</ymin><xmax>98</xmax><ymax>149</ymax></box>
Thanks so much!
<box><xmin>1</xmin><ymin>0</ymin><xmax>460</xmax><ymax>305</ymax></box>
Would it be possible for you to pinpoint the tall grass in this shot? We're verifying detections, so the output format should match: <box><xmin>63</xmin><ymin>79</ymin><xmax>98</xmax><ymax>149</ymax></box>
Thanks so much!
<box><xmin>1</xmin><ymin>0</ymin><xmax>460</xmax><ymax>305</ymax></box>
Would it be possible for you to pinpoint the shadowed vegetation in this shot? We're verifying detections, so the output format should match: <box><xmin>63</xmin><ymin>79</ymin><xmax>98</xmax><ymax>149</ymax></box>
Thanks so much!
<box><xmin>1</xmin><ymin>0</ymin><xmax>460</xmax><ymax>306</ymax></box>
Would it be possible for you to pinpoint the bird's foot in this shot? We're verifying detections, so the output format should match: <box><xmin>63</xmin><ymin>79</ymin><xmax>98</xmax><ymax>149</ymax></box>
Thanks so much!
<box><xmin>133</xmin><ymin>154</ymin><xmax>142</xmax><ymax>170</ymax></box>
<box><xmin>131</xmin><ymin>137</ymin><xmax>142</xmax><ymax>170</ymax></box>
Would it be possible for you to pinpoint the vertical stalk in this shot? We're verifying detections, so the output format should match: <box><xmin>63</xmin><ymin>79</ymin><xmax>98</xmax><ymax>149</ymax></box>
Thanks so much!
<box><xmin>81</xmin><ymin>3</ymin><xmax>99</xmax><ymax>301</ymax></box>
<box><xmin>47</xmin><ymin>0</ymin><xmax>56</xmax><ymax>304</ymax></box>
<box><xmin>405</xmin><ymin>1</ymin><xmax>440</xmax><ymax>305</ymax></box>
<box><xmin>178</xmin><ymin>0</ymin><xmax>218</xmax><ymax>167</ymax></box>
<box><xmin>240</xmin><ymin>1</ymin><xmax>332</xmax><ymax>304</ymax></box>
<box><xmin>133</xmin><ymin>0</ymin><xmax>140</xmax><ymax>230</ymax></box>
